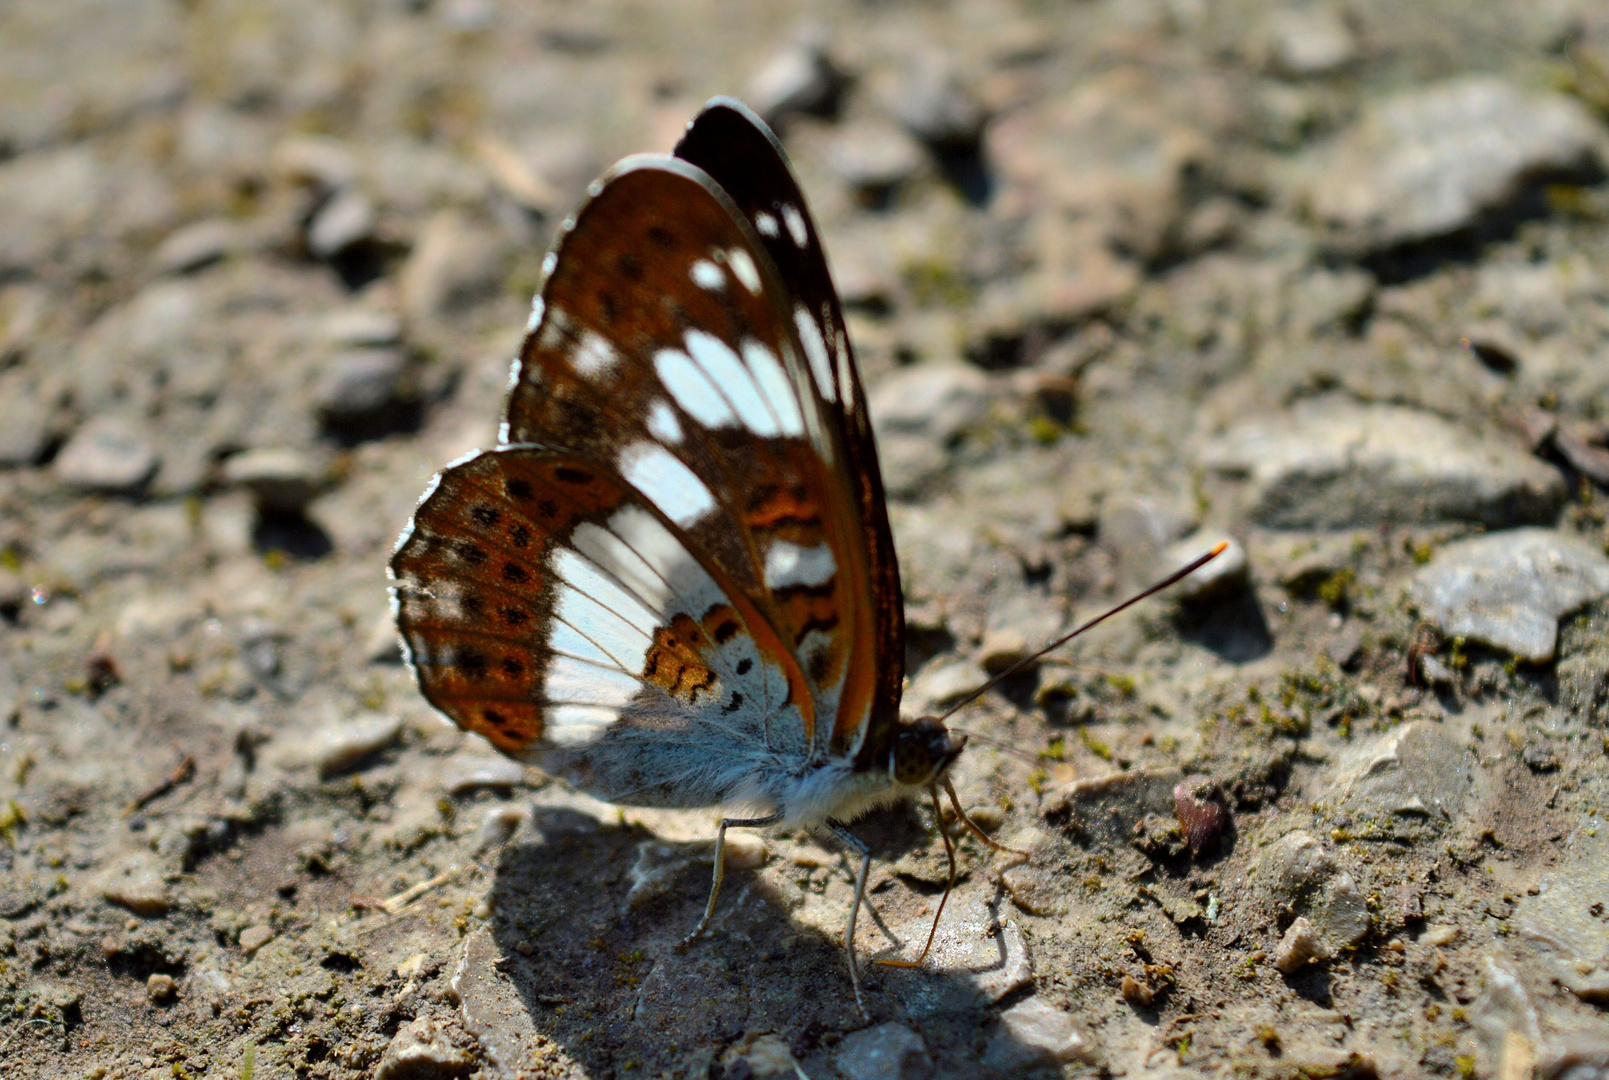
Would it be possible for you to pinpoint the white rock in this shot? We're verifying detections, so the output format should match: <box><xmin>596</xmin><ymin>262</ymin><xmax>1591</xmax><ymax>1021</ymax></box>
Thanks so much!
<box><xmin>1412</xmin><ymin>529</ymin><xmax>1609</xmax><ymax>662</ymax></box>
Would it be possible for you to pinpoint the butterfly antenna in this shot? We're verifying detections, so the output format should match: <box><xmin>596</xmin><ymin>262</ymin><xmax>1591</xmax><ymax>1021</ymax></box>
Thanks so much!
<box><xmin>935</xmin><ymin>542</ymin><xmax>1228</xmax><ymax>725</ymax></box>
<box><xmin>943</xmin><ymin>727</ymin><xmax>1042</xmax><ymax>767</ymax></box>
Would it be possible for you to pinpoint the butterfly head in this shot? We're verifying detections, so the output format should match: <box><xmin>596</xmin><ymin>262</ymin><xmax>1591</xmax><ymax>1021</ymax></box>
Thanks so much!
<box><xmin>889</xmin><ymin>717</ymin><xmax>967</xmax><ymax>788</ymax></box>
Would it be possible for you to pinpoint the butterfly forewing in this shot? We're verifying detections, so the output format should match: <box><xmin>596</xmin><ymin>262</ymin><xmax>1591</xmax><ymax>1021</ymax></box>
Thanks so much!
<box><xmin>500</xmin><ymin>157</ymin><xmax>873</xmax><ymax>756</ymax></box>
<box><xmin>675</xmin><ymin>99</ymin><xmax>905</xmax><ymax>763</ymax></box>
<box><xmin>391</xmin><ymin>446</ymin><xmax>814</xmax><ymax>803</ymax></box>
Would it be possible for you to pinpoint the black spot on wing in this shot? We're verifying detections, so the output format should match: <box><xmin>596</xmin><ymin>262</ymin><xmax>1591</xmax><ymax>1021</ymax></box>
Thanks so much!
<box><xmin>503</xmin><ymin>562</ymin><xmax>531</xmax><ymax>584</ymax></box>
<box><xmin>506</xmin><ymin>477</ymin><xmax>534</xmax><ymax>501</ymax></box>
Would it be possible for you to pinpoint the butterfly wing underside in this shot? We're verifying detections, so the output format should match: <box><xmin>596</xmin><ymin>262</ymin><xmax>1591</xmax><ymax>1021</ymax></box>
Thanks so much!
<box><xmin>392</xmin><ymin>120</ymin><xmax>901</xmax><ymax>806</ymax></box>
<box><xmin>674</xmin><ymin>98</ymin><xmax>905</xmax><ymax>769</ymax></box>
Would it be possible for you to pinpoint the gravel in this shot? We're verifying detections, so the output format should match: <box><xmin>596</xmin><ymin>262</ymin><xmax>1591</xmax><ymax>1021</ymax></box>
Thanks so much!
<box><xmin>3</xmin><ymin>1</ymin><xmax>1609</xmax><ymax>1077</ymax></box>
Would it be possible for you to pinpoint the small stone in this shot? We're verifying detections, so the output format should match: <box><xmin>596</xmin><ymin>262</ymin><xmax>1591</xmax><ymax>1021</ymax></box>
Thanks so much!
<box><xmin>719</xmin><ymin>1032</ymin><xmax>804</xmax><ymax>1079</ymax></box>
<box><xmin>270</xmin><ymin>712</ymin><xmax>403</xmax><ymax>778</ymax></box>
<box><xmin>1044</xmin><ymin>767</ymin><xmax>1184</xmax><ymax>847</ymax></box>
<box><xmin>222</xmin><ymin>447</ymin><xmax>322</xmax><ymax>513</ymax></box>
<box><xmin>314</xmin><ymin>348</ymin><xmax>411</xmax><ymax>424</ymax></box>
<box><xmin>54</xmin><ymin>415</ymin><xmax>160</xmax><ymax>494</ymax></box>
<box><xmin>881</xmin><ymin>898</ymin><xmax>1032</xmax><ymax>1014</ymax></box>
<box><xmin>1411</xmin><ymin>529</ymin><xmax>1609</xmax><ymax>662</ymax></box>
<box><xmin>396</xmin><ymin>952</ymin><xmax>431</xmax><ymax>979</ymax></box>
<box><xmin>721</xmin><ymin>830</ymin><xmax>768</xmax><ymax>871</ymax></box>
<box><xmin>272</xmin><ymin>135</ymin><xmax>360</xmax><ymax>191</ymax></box>
<box><xmin>977</xmin><ymin>627</ymin><xmax>1029</xmax><ymax>673</ymax></box>
<box><xmin>1304</xmin><ymin>78</ymin><xmax>1603</xmax><ymax>254</ymax></box>
<box><xmin>1326</xmin><ymin>721</ymin><xmax>1472</xmax><ymax>831</ymax></box>
<box><xmin>474</xmin><ymin>805</ymin><xmax>529</xmax><ymax>853</ymax></box>
<box><xmin>320</xmin><ymin>307</ymin><xmax>402</xmax><ymax>347</ymax></box>
<box><xmin>1423</xmin><ymin>924</ymin><xmax>1460</xmax><ymax>947</ymax></box>
<box><xmin>1099</xmin><ymin>495</ymin><xmax>1197</xmax><ymax>585</ymax></box>
<box><xmin>1121</xmin><ymin>973</ymin><xmax>1158</xmax><ymax>1006</ymax></box>
<box><xmin>828</xmin><ymin>122</ymin><xmax>925</xmax><ymax>203</ymax></box>
<box><xmin>1266</xmin><ymin>4</ymin><xmax>1357</xmax><ymax>77</ymax></box>
<box><xmin>747</xmin><ymin>27</ymin><xmax>845</xmax><ymax>125</ymax></box>
<box><xmin>399</xmin><ymin>210</ymin><xmax>508</xmax><ymax>324</ymax></box>
<box><xmin>307</xmin><ymin>189</ymin><xmax>376</xmax><ymax>258</ymax></box>
<box><xmin>238</xmin><ymin>925</ymin><xmax>274</xmax><ymax>955</ymax></box>
<box><xmin>375</xmin><ymin>1017</ymin><xmax>474</xmax><ymax>1080</ymax></box>
<box><xmin>146</xmin><ymin>973</ymin><xmax>177</xmax><ymax>1002</ymax></box>
<box><xmin>1274</xmin><ymin>916</ymin><xmax>1327</xmax><ymax>973</ymax></box>
<box><xmin>100</xmin><ymin>861</ymin><xmax>170</xmax><ymax>918</ymax></box>
<box><xmin>984</xmin><ymin>997</ymin><xmax>1092</xmax><ymax>1068</ymax></box>
<box><xmin>0</xmin><ymin>376</ymin><xmax>51</xmax><ymax>466</ymax></box>
<box><xmin>1002</xmin><ymin>863</ymin><xmax>1063</xmax><ymax>916</ymax></box>
<box><xmin>625</xmin><ymin>841</ymin><xmax>692</xmax><ymax>909</ymax></box>
<box><xmin>893</xmin><ymin>50</ymin><xmax>986</xmax><ymax>152</ymax></box>
<box><xmin>1513</xmin><ymin>827</ymin><xmax>1609</xmax><ymax>1002</ymax></box>
<box><xmin>1202</xmin><ymin>399</ymin><xmax>1565</xmax><ymax>530</ymax></box>
<box><xmin>152</xmin><ymin>218</ymin><xmax>243</xmax><ymax>274</ymax></box>
<box><xmin>444</xmin><ymin>757</ymin><xmax>527</xmax><ymax>796</ymax></box>
<box><xmin>868</xmin><ymin>363</ymin><xmax>993</xmax><ymax>445</ymax></box>
<box><xmin>903</xmin><ymin>656</ymin><xmax>989</xmax><ymax>714</ymax></box>
<box><xmin>834</xmin><ymin>1023</ymin><xmax>934</xmax><ymax>1080</ymax></box>
<box><xmin>1167</xmin><ymin>532</ymin><xmax>1249</xmax><ymax>603</ymax></box>
<box><xmin>1173</xmin><ymin>777</ymin><xmax>1229</xmax><ymax>856</ymax></box>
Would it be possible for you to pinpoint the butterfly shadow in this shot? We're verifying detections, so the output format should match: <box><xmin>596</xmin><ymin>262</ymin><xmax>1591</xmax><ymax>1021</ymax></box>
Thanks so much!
<box><xmin>474</xmin><ymin>802</ymin><xmax>1059</xmax><ymax>1079</ymax></box>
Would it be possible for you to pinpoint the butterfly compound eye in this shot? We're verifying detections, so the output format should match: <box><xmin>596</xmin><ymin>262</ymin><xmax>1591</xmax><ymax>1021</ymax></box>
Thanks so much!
<box><xmin>890</xmin><ymin>717</ymin><xmax>967</xmax><ymax>786</ymax></box>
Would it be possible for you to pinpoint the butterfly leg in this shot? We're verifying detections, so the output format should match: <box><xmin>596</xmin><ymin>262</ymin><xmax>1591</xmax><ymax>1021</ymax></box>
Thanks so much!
<box><xmin>824</xmin><ymin>817</ymin><xmax>874</xmax><ymax>1021</ymax></box>
<box><xmin>677</xmin><ymin>812</ymin><xmax>783</xmax><ymax>950</ymax></box>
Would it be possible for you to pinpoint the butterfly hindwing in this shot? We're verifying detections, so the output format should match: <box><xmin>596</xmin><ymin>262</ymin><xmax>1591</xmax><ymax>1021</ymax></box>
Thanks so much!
<box><xmin>390</xmin><ymin>446</ymin><xmax>814</xmax><ymax>804</ymax></box>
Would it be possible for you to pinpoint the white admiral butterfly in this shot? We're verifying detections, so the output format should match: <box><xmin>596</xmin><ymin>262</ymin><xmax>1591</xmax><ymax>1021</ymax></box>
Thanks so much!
<box><xmin>390</xmin><ymin>97</ymin><xmax>1221</xmax><ymax>1016</ymax></box>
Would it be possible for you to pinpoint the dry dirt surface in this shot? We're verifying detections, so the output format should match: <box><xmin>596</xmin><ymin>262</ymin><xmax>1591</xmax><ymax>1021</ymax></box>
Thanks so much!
<box><xmin>4</xmin><ymin>1</ymin><xmax>1609</xmax><ymax>1078</ymax></box>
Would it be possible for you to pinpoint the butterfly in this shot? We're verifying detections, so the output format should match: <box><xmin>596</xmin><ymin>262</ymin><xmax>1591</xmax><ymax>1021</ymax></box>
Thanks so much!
<box><xmin>389</xmin><ymin>96</ymin><xmax>1220</xmax><ymax>1016</ymax></box>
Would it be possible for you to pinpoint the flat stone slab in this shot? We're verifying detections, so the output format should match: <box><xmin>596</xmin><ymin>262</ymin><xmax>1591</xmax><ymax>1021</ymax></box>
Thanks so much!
<box><xmin>1304</xmin><ymin>77</ymin><xmax>1604</xmax><ymax>253</ymax></box>
<box><xmin>1411</xmin><ymin>528</ymin><xmax>1609</xmax><ymax>662</ymax></box>
<box><xmin>1202</xmin><ymin>400</ymin><xmax>1564</xmax><ymax>529</ymax></box>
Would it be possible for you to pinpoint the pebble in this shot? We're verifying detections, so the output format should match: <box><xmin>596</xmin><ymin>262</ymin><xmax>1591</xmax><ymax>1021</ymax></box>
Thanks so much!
<box><xmin>1201</xmin><ymin>399</ymin><xmax>1564</xmax><ymax>530</ymax></box>
<box><xmin>721</xmin><ymin>830</ymin><xmax>768</xmax><ymax>871</ymax></box>
<box><xmin>1274</xmin><ymin>916</ymin><xmax>1326</xmax><ymax>973</ymax></box>
<box><xmin>0</xmin><ymin>377</ymin><xmax>52</xmax><ymax>466</ymax></box>
<box><xmin>145</xmin><ymin>972</ymin><xmax>177</xmax><ymax>1002</ymax></box>
<box><xmin>443</xmin><ymin>756</ymin><xmax>527</xmax><ymax>796</ymax></box>
<box><xmin>1513</xmin><ymin>828</ymin><xmax>1609</xmax><ymax>1002</ymax></box>
<box><xmin>269</xmin><ymin>712</ymin><xmax>403</xmax><ymax>778</ymax></box>
<box><xmin>893</xmin><ymin>49</ymin><xmax>986</xmax><ymax>151</ymax></box>
<box><xmin>1044</xmin><ymin>767</ymin><xmax>1184</xmax><ymax>847</ymax></box>
<box><xmin>238</xmin><ymin>924</ymin><xmax>274</xmax><ymax>955</ymax></box>
<box><xmin>746</xmin><ymin>27</ymin><xmax>845</xmax><ymax>124</ymax></box>
<box><xmin>272</xmin><ymin>135</ymin><xmax>360</xmax><ymax>191</ymax></box>
<box><xmin>320</xmin><ymin>306</ymin><xmax>402</xmax><ymax>348</ymax></box>
<box><xmin>375</xmin><ymin>1017</ymin><xmax>474</xmax><ymax>1080</ymax></box>
<box><xmin>1325</xmin><ymin>721</ymin><xmax>1471</xmax><ymax>832</ymax></box>
<box><xmin>1265</xmin><ymin>4</ymin><xmax>1357</xmax><ymax>77</ymax></box>
<box><xmin>868</xmin><ymin>363</ymin><xmax>992</xmax><ymax>445</ymax></box>
<box><xmin>1167</xmin><ymin>531</ymin><xmax>1249</xmax><ymax>603</ymax></box>
<box><xmin>827</xmin><ymin>121</ymin><xmax>925</xmax><ymax>203</ymax></box>
<box><xmin>1252</xmin><ymin>831</ymin><xmax>1370</xmax><ymax>952</ymax></box>
<box><xmin>983</xmin><ymin>996</ymin><xmax>1092</xmax><ymax>1068</ymax></box>
<box><xmin>398</xmin><ymin>209</ymin><xmax>507</xmax><ymax>324</ymax></box>
<box><xmin>718</xmin><ymin>1032</ymin><xmax>803</xmax><ymax>1079</ymax></box>
<box><xmin>99</xmin><ymin>860</ymin><xmax>171</xmax><ymax>918</ymax></box>
<box><xmin>221</xmin><ymin>447</ymin><xmax>323</xmax><ymax>513</ymax></box>
<box><xmin>1305</xmin><ymin>77</ymin><xmax>1603</xmax><ymax>253</ymax></box>
<box><xmin>307</xmin><ymin>188</ymin><xmax>376</xmax><ymax>258</ymax></box>
<box><xmin>1410</xmin><ymin>529</ymin><xmax>1609</xmax><ymax>662</ymax></box>
<box><xmin>1173</xmin><ymin>777</ymin><xmax>1229</xmax><ymax>855</ymax></box>
<box><xmin>902</xmin><ymin>656</ymin><xmax>989</xmax><ymax>715</ymax></box>
<box><xmin>313</xmin><ymin>348</ymin><xmax>411</xmax><ymax>424</ymax></box>
<box><xmin>151</xmin><ymin>217</ymin><xmax>244</xmax><ymax>274</ymax></box>
<box><xmin>473</xmin><ymin>805</ymin><xmax>529</xmax><ymax>853</ymax></box>
<box><xmin>834</xmin><ymin>1023</ymin><xmax>934</xmax><ymax>1080</ymax></box>
<box><xmin>53</xmin><ymin>415</ymin><xmax>160</xmax><ymax>494</ymax></box>
<box><xmin>1099</xmin><ymin>495</ymin><xmax>1197</xmax><ymax>584</ymax></box>
<box><xmin>881</xmin><ymin>897</ymin><xmax>1032</xmax><ymax>1014</ymax></box>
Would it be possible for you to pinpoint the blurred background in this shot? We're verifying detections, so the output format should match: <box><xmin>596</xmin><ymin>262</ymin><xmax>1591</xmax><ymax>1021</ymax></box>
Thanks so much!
<box><xmin>3</xmin><ymin>1</ymin><xmax>1609</xmax><ymax>1078</ymax></box>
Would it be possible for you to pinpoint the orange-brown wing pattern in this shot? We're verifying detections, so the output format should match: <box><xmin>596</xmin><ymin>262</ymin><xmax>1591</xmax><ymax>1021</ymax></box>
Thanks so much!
<box><xmin>500</xmin><ymin>158</ymin><xmax>876</xmax><ymax>759</ymax></box>
<box><xmin>675</xmin><ymin>99</ymin><xmax>905</xmax><ymax>766</ymax></box>
<box><xmin>389</xmin><ymin>446</ymin><xmax>815</xmax><ymax>805</ymax></box>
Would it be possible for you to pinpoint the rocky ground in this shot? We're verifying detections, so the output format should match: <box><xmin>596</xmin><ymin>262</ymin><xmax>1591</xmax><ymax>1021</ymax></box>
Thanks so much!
<box><xmin>3</xmin><ymin>0</ymin><xmax>1609</xmax><ymax>1077</ymax></box>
